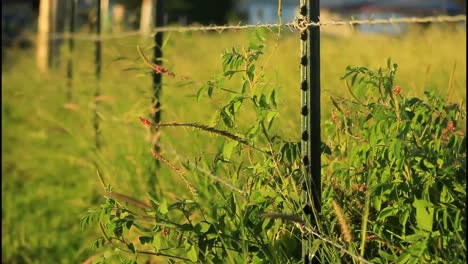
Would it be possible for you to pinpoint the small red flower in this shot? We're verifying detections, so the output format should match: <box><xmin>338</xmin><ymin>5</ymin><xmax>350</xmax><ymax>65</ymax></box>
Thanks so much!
<box><xmin>442</xmin><ymin>120</ymin><xmax>456</xmax><ymax>140</ymax></box>
<box><xmin>393</xmin><ymin>85</ymin><xmax>401</xmax><ymax>96</ymax></box>
<box><xmin>332</xmin><ymin>113</ymin><xmax>338</xmax><ymax>123</ymax></box>
<box><xmin>153</xmin><ymin>65</ymin><xmax>167</xmax><ymax>73</ymax></box>
<box><xmin>447</xmin><ymin>121</ymin><xmax>455</xmax><ymax>131</ymax></box>
<box><xmin>153</xmin><ymin>65</ymin><xmax>175</xmax><ymax>77</ymax></box>
<box><xmin>139</xmin><ymin>117</ymin><xmax>152</xmax><ymax>127</ymax></box>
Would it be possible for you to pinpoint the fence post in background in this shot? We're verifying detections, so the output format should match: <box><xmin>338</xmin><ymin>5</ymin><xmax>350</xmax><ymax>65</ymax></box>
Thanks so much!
<box><xmin>300</xmin><ymin>0</ymin><xmax>321</xmax><ymax>263</ymax></box>
<box><xmin>48</xmin><ymin>0</ymin><xmax>57</xmax><ymax>68</ymax></box>
<box><xmin>152</xmin><ymin>0</ymin><xmax>164</xmax><ymax>157</ymax></box>
<box><xmin>37</xmin><ymin>0</ymin><xmax>50</xmax><ymax>74</ymax></box>
<box><xmin>112</xmin><ymin>4</ymin><xmax>125</xmax><ymax>33</ymax></box>
<box><xmin>94</xmin><ymin>0</ymin><xmax>102</xmax><ymax>149</ymax></box>
<box><xmin>66</xmin><ymin>0</ymin><xmax>76</xmax><ymax>102</ymax></box>
<box><xmin>140</xmin><ymin>0</ymin><xmax>153</xmax><ymax>35</ymax></box>
<box><xmin>148</xmin><ymin>0</ymin><xmax>164</xmax><ymax>194</ymax></box>
<box><xmin>101</xmin><ymin>0</ymin><xmax>110</xmax><ymax>33</ymax></box>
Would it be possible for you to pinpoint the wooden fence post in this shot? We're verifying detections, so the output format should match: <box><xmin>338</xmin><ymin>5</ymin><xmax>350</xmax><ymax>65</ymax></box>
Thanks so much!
<box><xmin>140</xmin><ymin>0</ymin><xmax>153</xmax><ymax>35</ymax></box>
<box><xmin>37</xmin><ymin>0</ymin><xmax>50</xmax><ymax>74</ymax></box>
<box><xmin>101</xmin><ymin>0</ymin><xmax>110</xmax><ymax>33</ymax></box>
<box><xmin>112</xmin><ymin>4</ymin><xmax>125</xmax><ymax>33</ymax></box>
<box><xmin>300</xmin><ymin>0</ymin><xmax>321</xmax><ymax>263</ymax></box>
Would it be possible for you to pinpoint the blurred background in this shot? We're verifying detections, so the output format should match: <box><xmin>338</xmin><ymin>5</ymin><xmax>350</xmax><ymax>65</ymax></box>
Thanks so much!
<box><xmin>2</xmin><ymin>0</ymin><xmax>466</xmax><ymax>263</ymax></box>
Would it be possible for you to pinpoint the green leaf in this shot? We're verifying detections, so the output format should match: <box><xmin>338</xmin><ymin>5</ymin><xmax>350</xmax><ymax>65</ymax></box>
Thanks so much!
<box><xmin>251</xmin><ymin>190</ymin><xmax>267</xmax><ymax>203</ymax></box>
<box><xmin>399</xmin><ymin>207</ymin><xmax>410</xmax><ymax>229</ymax></box>
<box><xmin>199</xmin><ymin>221</ymin><xmax>211</xmax><ymax>233</ymax></box>
<box><xmin>351</xmin><ymin>73</ymin><xmax>358</xmax><ymax>86</ymax></box>
<box><xmin>194</xmin><ymin>221</ymin><xmax>212</xmax><ymax>234</ymax></box>
<box><xmin>127</xmin><ymin>243</ymin><xmax>136</xmax><ymax>253</ymax></box>
<box><xmin>309</xmin><ymin>240</ymin><xmax>322</xmax><ymax>259</ymax></box>
<box><xmin>227</xmin><ymin>193</ymin><xmax>237</xmax><ymax>217</ymax></box>
<box><xmin>187</xmin><ymin>245</ymin><xmax>198</xmax><ymax>262</ymax></box>
<box><xmin>390</xmin><ymin>140</ymin><xmax>402</xmax><ymax>160</ymax></box>
<box><xmin>422</xmin><ymin>159</ymin><xmax>435</xmax><ymax>169</ymax></box>
<box><xmin>259</xmin><ymin>94</ymin><xmax>269</xmax><ymax>109</ymax></box>
<box><xmin>146</xmin><ymin>192</ymin><xmax>159</xmax><ymax>208</ymax></box>
<box><xmin>377</xmin><ymin>206</ymin><xmax>397</xmax><ymax>220</ymax></box>
<box><xmin>255</xmin><ymin>28</ymin><xmax>266</xmax><ymax>42</ymax></box>
<box><xmin>241</xmin><ymin>80</ymin><xmax>249</xmax><ymax>94</ymax></box>
<box><xmin>220</xmin><ymin>108</ymin><xmax>235</xmax><ymax>127</ymax></box>
<box><xmin>270</xmin><ymin>89</ymin><xmax>277</xmax><ymax>108</ymax></box>
<box><xmin>353</xmin><ymin>81</ymin><xmax>367</xmax><ymax>99</ymax></box>
<box><xmin>265</xmin><ymin>111</ymin><xmax>278</xmax><ymax>130</ymax></box>
<box><xmin>412</xmin><ymin>199</ymin><xmax>434</xmax><ymax>232</ymax></box>
<box><xmin>247</xmin><ymin>64</ymin><xmax>255</xmax><ymax>81</ymax></box>
<box><xmin>230</xmin><ymin>96</ymin><xmax>244</xmax><ymax>113</ymax></box>
<box><xmin>159</xmin><ymin>200</ymin><xmax>168</xmax><ymax>214</ymax></box>
<box><xmin>152</xmin><ymin>233</ymin><xmax>162</xmax><ymax>249</ymax></box>
<box><xmin>387</xmin><ymin>57</ymin><xmax>392</xmax><ymax>69</ymax></box>
<box><xmin>222</xmin><ymin>140</ymin><xmax>239</xmax><ymax>161</ymax></box>
<box><xmin>196</xmin><ymin>84</ymin><xmax>207</xmax><ymax>102</ymax></box>
<box><xmin>91</xmin><ymin>237</ymin><xmax>106</xmax><ymax>249</ymax></box>
<box><xmin>378</xmin><ymin>250</ymin><xmax>398</xmax><ymax>261</ymax></box>
<box><xmin>396</xmin><ymin>239</ymin><xmax>427</xmax><ymax>264</ymax></box>
<box><xmin>224</xmin><ymin>70</ymin><xmax>239</xmax><ymax>78</ymax></box>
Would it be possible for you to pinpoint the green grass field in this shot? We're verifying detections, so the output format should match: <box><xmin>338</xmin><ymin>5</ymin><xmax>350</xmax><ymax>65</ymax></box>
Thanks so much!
<box><xmin>2</xmin><ymin>24</ymin><xmax>466</xmax><ymax>263</ymax></box>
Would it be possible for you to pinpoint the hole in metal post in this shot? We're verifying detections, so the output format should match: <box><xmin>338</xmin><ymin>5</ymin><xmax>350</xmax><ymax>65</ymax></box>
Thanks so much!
<box><xmin>301</xmin><ymin>105</ymin><xmax>308</xmax><ymax>116</ymax></box>
<box><xmin>300</xmin><ymin>5</ymin><xmax>307</xmax><ymax>16</ymax></box>
<box><xmin>301</xmin><ymin>81</ymin><xmax>307</xmax><ymax>91</ymax></box>
<box><xmin>300</xmin><ymin>31</ymin><xmax>307</xmax><ymax>40</ymax></box>
<box><xmin>301</xmin><ymin>56</ymin><xmax>307</xmax><ymax>66</ymax></box>
<box><xmin>302</xmin><ymin>155</ymin><xmax>309</xmax><ymax>166</ymax></box>
<box><xmin>301</xmin><ymin>131</ymin><xmax>309</xmax><ymax>141</ymax></box>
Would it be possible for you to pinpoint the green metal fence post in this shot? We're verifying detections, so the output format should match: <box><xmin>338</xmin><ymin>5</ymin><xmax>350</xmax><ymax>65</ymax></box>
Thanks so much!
<box><xmin>300</xmin><ymin>0</ymin><xmax>321</xmax><ymax>263</ymax></box>
<box><xmin>66</xmin><ymin>0</ymin><xmax>76</xmax><ymax>102</ymax></box>
<box><xmin>94</xmin><ymin>0</ymin><xmax>102</xmax><ymax>149</ymax></box>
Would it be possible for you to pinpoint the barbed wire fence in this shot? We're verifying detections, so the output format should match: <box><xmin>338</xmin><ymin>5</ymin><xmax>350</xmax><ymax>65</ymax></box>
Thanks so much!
<box><xmin>6</xmin><ymin>14</ymin><xmax>467</xmax><ymax>41</ymax></box>
<box><xmin>6</xmin><ymin>3</ymin><xmax>465</xmax><ymax>262</ymax></box>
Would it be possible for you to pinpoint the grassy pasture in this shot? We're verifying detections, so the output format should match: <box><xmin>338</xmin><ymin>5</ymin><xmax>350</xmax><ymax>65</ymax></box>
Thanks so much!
<box><xmin>2</xmin><ymin>24</ymin><xmax>466</xmax><ymax>263</ymax></box>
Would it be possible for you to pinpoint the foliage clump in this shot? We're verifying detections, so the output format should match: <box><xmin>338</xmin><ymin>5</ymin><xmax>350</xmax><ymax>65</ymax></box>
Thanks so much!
<box><xmin>83</xmin><ymin>40</ymin><xmax>466</xmax><ymax>263</ymax></box>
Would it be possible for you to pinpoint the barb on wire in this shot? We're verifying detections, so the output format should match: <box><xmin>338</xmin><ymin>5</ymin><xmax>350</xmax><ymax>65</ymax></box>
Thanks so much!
<box><xmin>6</xmin><ymin>15</ymin><xmax>464</xmax><ymax>42</ymax></box>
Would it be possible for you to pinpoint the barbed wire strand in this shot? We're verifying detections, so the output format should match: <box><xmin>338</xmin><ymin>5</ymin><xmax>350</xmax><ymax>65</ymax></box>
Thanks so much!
<box><xmin>5</xmin><ymin>15</ymin><xmax>466</xmax><ymax>42</ymax></box>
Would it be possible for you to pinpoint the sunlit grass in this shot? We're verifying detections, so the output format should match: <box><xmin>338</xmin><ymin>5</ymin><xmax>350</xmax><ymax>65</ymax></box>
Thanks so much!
<box><xmin>2</xmin><ymin>24</ymin><xmax>466</xmax><ymax>263</ymax></box>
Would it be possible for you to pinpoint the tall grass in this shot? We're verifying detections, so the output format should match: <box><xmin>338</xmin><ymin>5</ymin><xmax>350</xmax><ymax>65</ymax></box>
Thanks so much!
<box><xmin>2</xmin><ymin>24</ymin><xmax>466</xmax><ymax>263</ymax></box>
